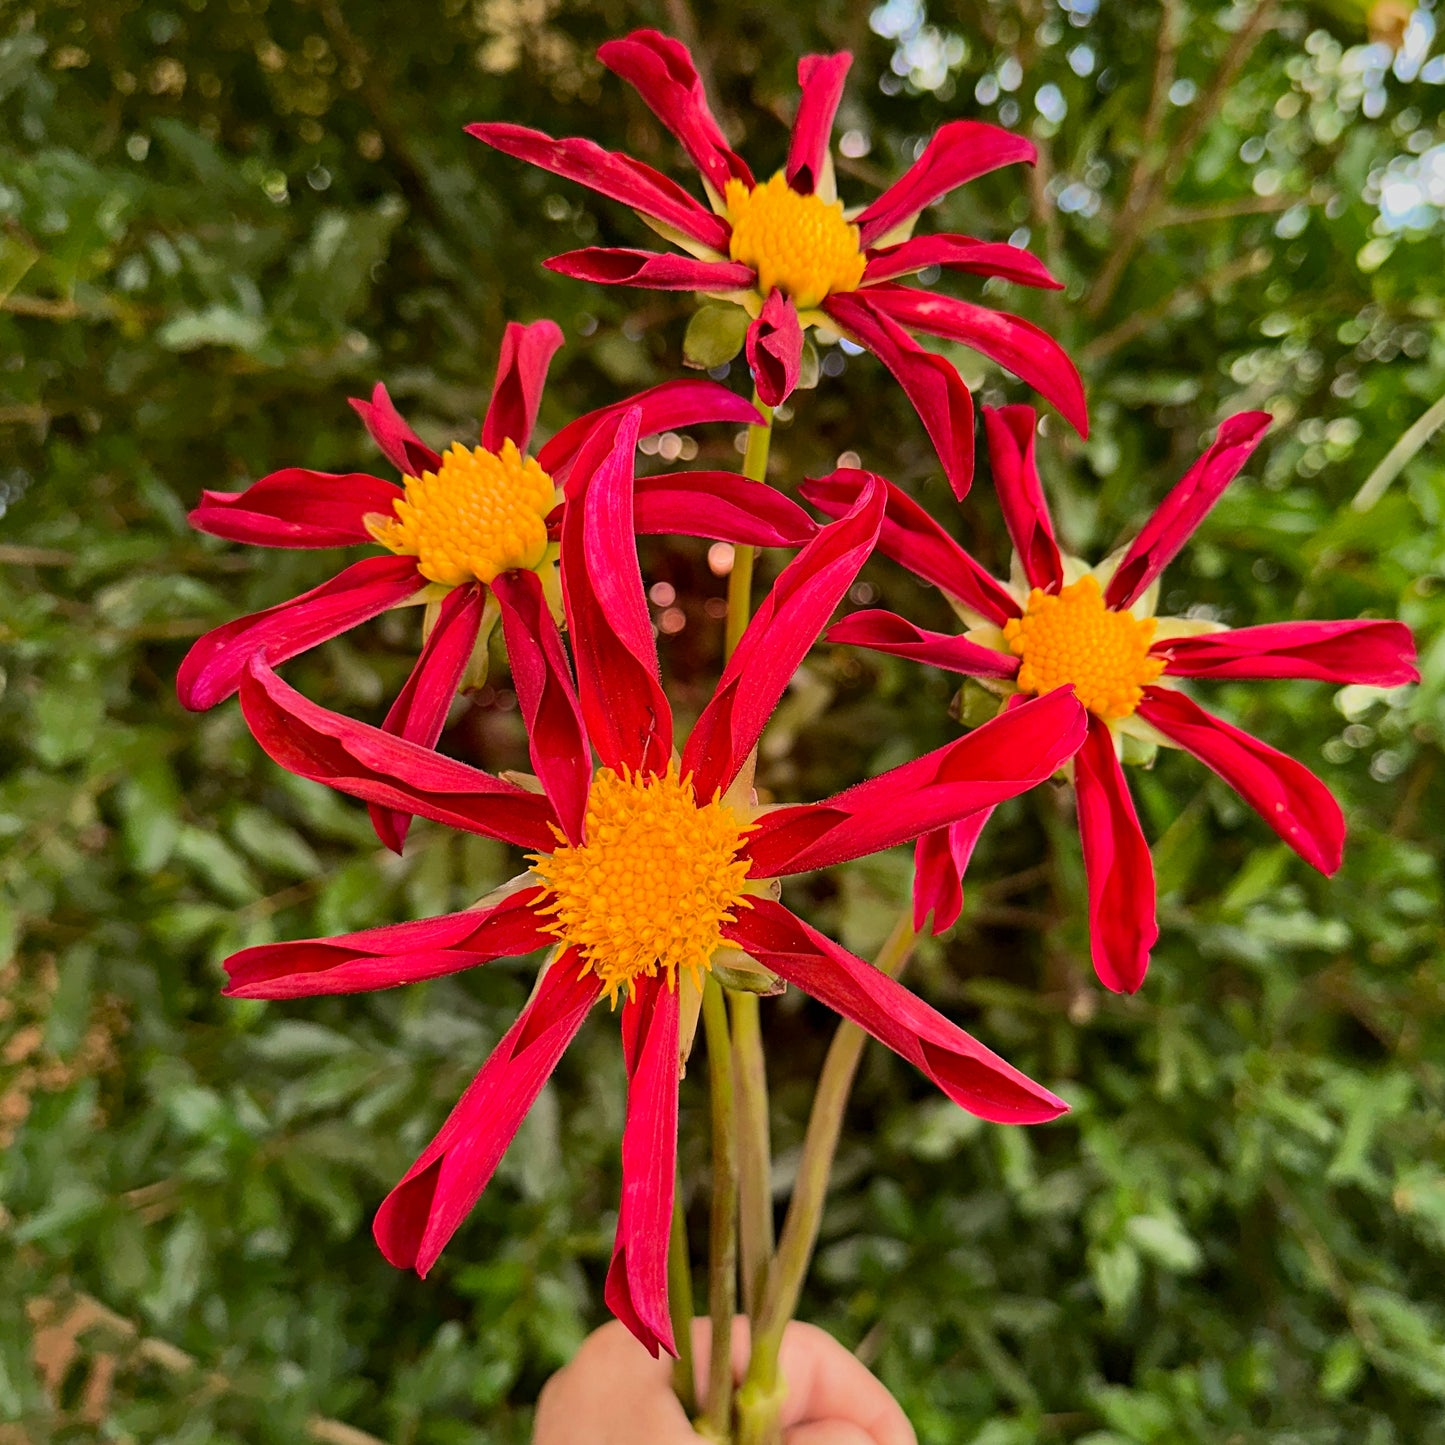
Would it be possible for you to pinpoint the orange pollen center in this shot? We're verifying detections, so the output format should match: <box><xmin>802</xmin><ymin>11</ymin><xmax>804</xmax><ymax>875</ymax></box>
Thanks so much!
<box><xmin>724</xmin><ymin>172</ymin><xmax>866</xmax><ymax>310</ymax></box>
<box><xmin>1002</xmin><ymin>574</ymin><xmax>1165</xmax><ymax>721</ymax></box>
<box><xmin>365</xmin><ymin>439</ymin><xmax>556</xmax><ymax>588</ymax></box>
<box><xmin>528</xmin><ymin>764</ymin><xmax>753</xmax><ymax>1006</ymax></box>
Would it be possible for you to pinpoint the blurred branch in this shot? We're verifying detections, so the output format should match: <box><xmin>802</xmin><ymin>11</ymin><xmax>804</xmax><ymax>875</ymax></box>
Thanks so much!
<box><xmin>1018</xmin><ymin>0</ymin><xmax>1064</xmax><ymax>306</ymax></box>
<box><xmin>1159</xmin><ymin>191</ymin><xmax>1319</xmax><ymax>227</ymax></box>
<box><xmin>1351</xmin><ymin>389</ymin><xmax>1445</xmax><ymax>511</ymax></box>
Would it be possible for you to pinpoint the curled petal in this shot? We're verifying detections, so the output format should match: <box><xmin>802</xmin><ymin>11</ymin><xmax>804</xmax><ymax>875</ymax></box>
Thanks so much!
<box><xmin>1104</xmin><ymin>411</ymin><xmax>1272</xmax><ymax>610</ymax></box>
<box><xmin>1074</xmin><ymin>716</ymin><xmax>1158</xmax><ymax>994</ymax></box>
<box><xmin>349</xmin><ymin>383</ymin><xmax>442</xmax><ymax>476</ymax></box>
<box><xmin>373</xmin><ymin>956</ymin><xmax>598</xmax><ymax>1276</ymax></box>
<box><xmin>982</xmin><ymin>405</ymin><xmax>1063</xmax><ymax>592</ymax></box>
<box><xmin>1138</xmin><ymin>685</ymin><xmax>1345</xmax><ymax>874</ymax></box>
<box><xmin>1158</xmin><ymin>619</ymin><xmax>1419</xmax><ymax>686</ymax></box>
<box><xmin>598</xmin><ymin>30</ymin><xmax>752</xmax><ymax>196</ymax></box>
<box><xmin>800</xmin><ymin>470</ymin><xmax>1019</xmax><ymax>624</ymax></box>
<box><xmin>177</xmin><ymin>555</ymin><xmax>425</xmax><ymax>711</ymax></box>
<box><xmin>190</xmin><ymin>469</ymin><xmax>402</xmax><ymax>549</ymax></box>
<box><xmin>746</xmin><ymin>290</ymin><xmax>803</xmax><ymax>407</ymax></box>
<box><xmin>466</xmin><ymin>124</ymin><xmax>731</xmax><ymax>252</ymax></box>
<box><xmin>864</xmin><ymin>284</ymin><xmax>1088</xmax><ymax>440</ymax></box>
<box><xmin>725</xmin><ymin>899</ymin><xmax>1067</xmax><ymax>1125</ymax></box>
<box><xmin>827</xmin><ymin>608</ymin><xmax>1019</xmax><ymax>679</ymax></box>
<box><xmin>855</xmin><ymin>121</ymin><xmax>1037</xmax><ymax>248</ymax></box>
<box><xmin>914</xmin><ymin>812</ymin><xmax>992</xmax><ymax>934</ymax></box>
<box><xmin>863</xmin><ymin>235</ymin><xmax>1062</xmax><ymax>289</ymax></box>
<box><xmin>635</xmin><ymin>470</ymin><xmax>818</xmax><ymax>547</ymax></box>
<box><xmin>546</xmin><ymin>248</ymin><xmax>755</xmax><ymax>292</ymax></box>
<box><xmin>238</xmin><ymin>660</ymin><xmax>560</xmax><ymax>852</ymax></box>
<box><xmin>223</xmin><ymin>888</ymin><xmax>550</xmax><ymax>999</ymax></box>
<box><xmin>482</xmin><ymin>319</ymin><xmax>564</xmax><ymax>454</ymax></box>
<box><xmin>786</xmin><ymin>52</ymin><xmax>852</xmax><ymax>194</ymax></box>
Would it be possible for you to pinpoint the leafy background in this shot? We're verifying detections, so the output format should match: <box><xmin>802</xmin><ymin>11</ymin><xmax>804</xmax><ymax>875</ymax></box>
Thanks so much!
<box><xmin>2</xmin><ymin>0</ymin><xmax>1443</xmax><ymax>1440</ymax></box>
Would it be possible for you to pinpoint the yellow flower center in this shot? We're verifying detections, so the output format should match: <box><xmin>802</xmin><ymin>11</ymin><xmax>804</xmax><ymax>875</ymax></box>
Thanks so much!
<box><xmin>365</xmin><ymin>439</ymin><xmax>556</xmax><ymax>588</ymax></box>
<box><xmin>724</xmin><ymin>172</ymin><xmax>866</xmax><ymax>310</ymax></box>
<box><xmin>530</xmin><ymin>764</ymin><xmax>753</xmax><ymax>1005</ymax></box>
<box><xmin>1003</xmin><ymin>574</ymin><xmax>1165</xmax><ymax>721</ymax></box>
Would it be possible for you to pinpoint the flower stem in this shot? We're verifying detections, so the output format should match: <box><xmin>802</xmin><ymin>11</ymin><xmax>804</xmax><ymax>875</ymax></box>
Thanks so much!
<box><xmin>700</xmin><ymin>976</ymin><xmax>738</xmax><ymax>1440</ymax></box>
<box><xmin>729</xmin><ymin>990</ymin><xmax>773</xmax><ymax>1317</ymax></box>
<box><xmin>724</xmin><ymin>391</ymin><xmax>774</xmax><ymax>661</ymax></box>
<box><xmin>735</xmin><ymin>910</ymin><xmax>919</xmax><ymax>1445</ymax></box>
<box><xmin>669</xmin><ymin>1183</ymin><xmax>698</xmax><ymax>1419</ymax></box>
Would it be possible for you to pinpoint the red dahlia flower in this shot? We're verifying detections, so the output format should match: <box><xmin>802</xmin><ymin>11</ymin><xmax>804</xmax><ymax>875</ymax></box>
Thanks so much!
<box><xmin>811</xmin><ymin>406</ymin><xmax>1418</xmax><ymax>993</ymax></box>
<box><xmin>222</xmin><ymin>405</ymin><xmax>1088</xmax><ymax>1356</ymax></box>
<box><xmin>467</xmin><ymin>30</ymin><xmax>1086</xmax><ymax>496</ymax></box>
<box><xmin>177</xmin><ymin>319</ymin><xmax>809</xmax><ymax>847</ymax></box>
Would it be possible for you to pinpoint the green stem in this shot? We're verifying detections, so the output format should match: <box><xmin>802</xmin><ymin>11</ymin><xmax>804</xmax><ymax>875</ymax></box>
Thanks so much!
<box><xmin>729</xmin><ymin>990</ymin><xmax>773</xmax><ymax>1318</ymax></box>
<box><xmin>723</xmin><ymin>391</ymin><xmax>773</xmax><ymax>661</ymax></box>
<box><xmin>735</xmin><ymin>911</ymin><xmax>919</xmax><ymax>1445</ymax></box>
<box><xmin>669</xmin><ymin>1184</ymin><xmax>698</xmax><ymax>1418</ymax></box>
<box><xmin>700</xmin><ymin>977</ymin><xmax>738</xmax><ymax>1441</ymax></box>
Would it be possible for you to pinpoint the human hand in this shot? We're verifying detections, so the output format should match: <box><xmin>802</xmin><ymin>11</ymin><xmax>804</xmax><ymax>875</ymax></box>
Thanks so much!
<box><xmin>533</xmin><ymin>1316</ymin><xmax>916</xmax><ymax>1445</ymax></box>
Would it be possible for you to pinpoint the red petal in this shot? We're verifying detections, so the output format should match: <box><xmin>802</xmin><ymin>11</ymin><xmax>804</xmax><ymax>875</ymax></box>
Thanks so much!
<box><xmin>982</xmin><ymin>405</ymin><xmax>1064</xmax><ymax>591</ymax></box>
<box><xmin>913</xmin><ymin>813</ymin><xmax>991</xmax><ymax>934</ymax></box>
<box><xmin>743</xmin><ymin>686</ymin><xmax>1085</xmax><ymax>877</ymax></box>
<box><xmin>1138</xmin><ymin>686</ymin><xmax>1345</xmax><ymax>874</ymax></box>
<box><xmin>634</xmin><ymin>470</ymin><xmax>818</xmax><ymax>547</ymax></box>
<box><xmin>1104</xmin><ymin>412</ymin><xmax>1272</xmax><ymax>610</ymax></box>
<box><xmin>238</xmin><ymin>660</ymin><xmax>560</xmax><ymax>852</ymax></box>
<box><xmin>863</xmin><ymin>235</ymin><xmax>1062</xmax><ymax>289</ymax></box>
<box><xmin>492</xmin><ymin>568</ymin><xmax>591</xmax><ymax>844</ymax></box>
<box><xmin>465</xmin><ymin>123</ymin><xmax>731</xmax><ymax>252</ymax></box>
<box><xmin>190</xmin><ymin>469</ymin><xmax>401</xmax><ymax>549</ymax></box>
<box><xmin>370</xmin><ymin>584</ymin><xmax>488</xmax><ymax>853</ymax></box>
<box><xmin>561</xmin><ymin>407</ymin><xmax>673</xmax><ymax>775</ymax></box>
<box><xmin>683</xmin><ymin>480</ymin><xmax>885</xmax><ymax>802</ymax></box>
<box><xmin>546</xmin><ymin>248</ymin><xmax>755</xmax><ymax>292</ymax></box>
<box><xmin>855</xmin><ymin>121</ymin><xmax>1037</xmax><ymax>248</ymax></box>
<box><xmin>604</xmin><ymin>978</ymin><xmax>680</xmax><ymax>1358</ymax></box>
<box><xmin>746</xmin><ymin>290</ymin><xmax>803</xmax><ymax>407</ymax></box>
<box><xmin>864</xmin><ymin>284</ymin><xmax>1087</xmax><ymax>439</ymax></box>
<box><xmin>1074</xmin><ymin>715</ymin><xmax>1157</xmax><ymax>994</ymax></box>
<box><xmin>823</xmin><ymin>291</ymin><xmax>977</xmax><ymax>498</ymax></box>
<box><xmin>481</xmin><ymin>319</ymin><xmax>564</xmax><ymax>454</ymax></box>
<box><xmin>826</xmin><ymin>608</ymin><xmax>1019</xmax><ymax>678</ymax></box>
<box><xmin>786</xmin><ymin>52</ymin><xmax>851</xmax><ymax>193</ymax></box>
<box><xmin>1158</xmin><ymin>619</ymin><xmax>1419</xmax><ymax>686</ymax></box>
<box><xmin>597</xmin><ymin>30</ymin><xmax>752</xmax><ymax>196</ymax></box>
<box><xmin>177</xmin><ymin>554</ymin><xmax>424</xmax><ymax>711</ymax></box>
<box><xmin>349</xmin><ymin>383</ymin><xmax>442</xmax><ymax>476</ymax></box>
<box><xmin>223</xmin><ymin>888</ymin><xmax>550</xmax><ymax>999</ymax></box>
<box><xmin>373</xmin><ymin>956</ymin><xmax>598</xmax><ymax>1275</ymax></box>
<box><xmin>725</xmin><ymin>899</ymin><xmax>1067</xmax><ymax>1124</ymax></box>
<box><xmin>799</xmin><ymin>469</ymin><xmax>1019</xmax><ymax>624</ymax></box>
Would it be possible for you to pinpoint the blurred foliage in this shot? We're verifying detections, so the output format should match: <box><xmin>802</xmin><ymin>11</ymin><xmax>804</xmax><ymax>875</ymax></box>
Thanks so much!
<box><xmin>2</xmin><ymin>0</ymin><xmax>1443</xmax><ymax>1440</ymax></box>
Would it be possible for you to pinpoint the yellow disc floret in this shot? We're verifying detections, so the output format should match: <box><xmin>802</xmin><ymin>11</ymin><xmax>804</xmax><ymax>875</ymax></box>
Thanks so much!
<box><xmin>529</xmin><ymin>764</ymin><xmax>753</xmax><ymax>1005</ymax></box>
<box><xmin>365</xmin><ymin>439</ymin><xmax>556</xmax><ymax>588</ymax></box>
<box><xmin>1003</xmin><ymin>574</ymin><xmax>1165</xmax><ymax>721</ymax></box>
<box><xmin>725</xmin><ymin>172</ymin><xmax>867</xmax><ymax>310</ymax></box>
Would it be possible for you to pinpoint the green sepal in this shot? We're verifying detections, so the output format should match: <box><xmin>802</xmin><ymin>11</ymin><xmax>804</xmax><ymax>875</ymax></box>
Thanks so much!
<box><xmin>683</xmin><ymin>302</ymin><xmax>749</xmax><ymax>370</ymax></box>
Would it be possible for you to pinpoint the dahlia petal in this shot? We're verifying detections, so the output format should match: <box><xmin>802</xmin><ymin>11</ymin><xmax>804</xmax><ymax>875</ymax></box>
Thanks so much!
<box><xmin>605</xmin><ymin>978</ymin><xmax>681</xmax><ymax>1358</ymax></box>
<box><xmin>177</xmin><ymin>554</ymin><xmax>425</xmax><ymax>711</ymax></box>
<box><xmin>465</xmin><ymin>123</ymin><xmax>731</xmax><ymax>252</ymax></box>
<box><xmin>1158</xmin><ymin>619</ymin><xmax>1419</xmax><ymax>686</ymax></box>
<box><xmin>349</xmin><ymin>383</ymin><xmax>442</xmax><ymax>476</ymax></box>
<box><xmin>190</xmin><ymin>469</ymin><xmax>402</xmax><ymax>549</ymax></box>
<box><xmin>238</xmin><ymin>660</ymin><xmax>560</xmax><ymax>852</ymax></box>
<box><xmin>799</xmin><ymin>470</ymin><xmax>1020</xmax><ymax>624</ymax></box>
<box><xmin>597</xmin><ymin>30</ymin><xmax>752</xmax><ymax>196</ymax></box>
<box><xmin>1074</xmin><ymin>715</ymin><xmax>1158</xmax><ymax>994</ymax></box>
<box><xmin>913</xmin><ymin>813</ymin><xmax>991</xmax><ymax>933</ymax></box>
<box><xmin>481</xmin><ymin>319</ymin><xmax>565</xmax><ymax>455</ymax></box>
<box><xmin>545</xmin><ymin>248</ymin><xmax>755</xmax><ymax>292</ymax></box>
<box><xmin>746</xmin><ymin>290</ymin><xmax>804</xmax><ymax>407</ymax></box>
<box><xmin>561</xmin><ymin>407</ymin><xmax>674</xmax><ymax>775</ymax></box>
<box><xmin>863</xmin><ymin>235</ymin><xmax>1062</xmax><ymax>289</ymax></box>
<box><xmin>786</xmin><ymin>53</ymin><xmax>852</xmax><ymax>194</ymax></box>
<box><xmin>492</xmin><ymin>568</ymin><xmax>591</xmax><ymax>844</ymax></box>
<box><xmin>826</xmin><ymin>608</ymin><xmax>1019</xmax><ymax>678</ymax></box>
<box><xmin>855</xmin><ymin>121</ymin><xmax>1038</xmax><ymax>248</ymax></box>
<box><xmin>1138</xmin><ymin>686</ymin><xmax>1345</xmax><ymax>874</ymax></box>
<box><xmin>370</xmin><ymin>583</ymin><xmax>490</xmax><ymax>852</ymax></box>
<box><xmin>823</xmin><ymin>291</ymin><xmax>977</xmax><ymax>497</ymax></box>
<box><xmin>634</xmin><ymin>470</ymin><xmax>818</xmax><ymax>547</ymax></box>
<box><xmin>725</xmin><ymin>899</ymin><xmax>1067</xmax><ymax>1125</ymax></box>
<box><xmin>865</xmin><ymin>284</ymin><xmax>1088</xmax><ymax>439</ymax></box>
<box><xmin>683</xmin><ymin>480</ymin><xmax>886</xmax><ymax>802</ymax></box>
<box><xmin>1104</xmin><ymin>411</ymin><xmax>1273</xmax><ymax>610</ymax></box>
<box><xmin>982</xmin><ymin>404</ymin><xmax>1064</xmax><ymax>592</ymax></box>
<box><xmin>743</xmin><ymin>686</ymin><xmax>1085</xmax><ymax>877</ymax></box>
<box><xmin>222</xmin><ymin>887</ymin><xmax>550</xmax><ymax>999</ymax></box>
<box><xmin>373</xmin><ymin>956</ymin><xmax>598</xmax><ymax>1276</ymax></box>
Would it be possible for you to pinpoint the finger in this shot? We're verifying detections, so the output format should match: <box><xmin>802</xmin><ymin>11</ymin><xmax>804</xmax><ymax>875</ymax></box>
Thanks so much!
<box><xmin>688</xmin><ymin>1315</ymin><xmax>754</xmax><ymax>1411</ymax></box>
<box><xmin>777</xmin><ymin>1323</ymin><xmax>916</xmax><ymax>1445</ymax></box>
<box><xmin>787</xmin><ymin>1425</ymin><xmax>878</xmax><ymax>1445</ymax></box>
